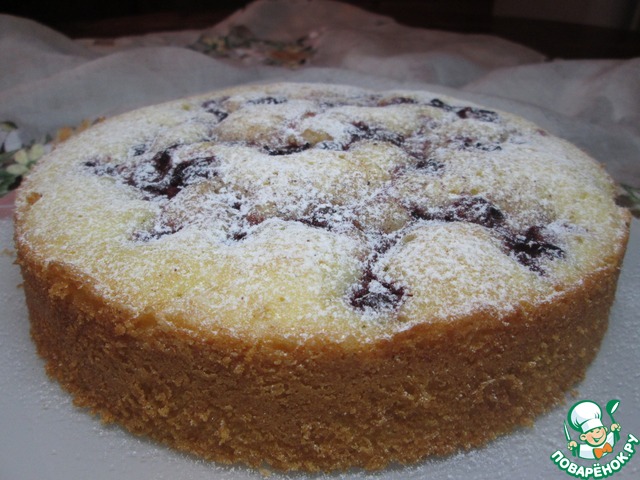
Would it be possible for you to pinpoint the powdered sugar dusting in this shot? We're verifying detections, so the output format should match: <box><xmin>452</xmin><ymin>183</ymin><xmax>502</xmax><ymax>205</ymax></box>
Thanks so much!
<box><xmin>14</xmin><ymin>83</ymin><xmax>630</xmax><ymax>341</ymax></box>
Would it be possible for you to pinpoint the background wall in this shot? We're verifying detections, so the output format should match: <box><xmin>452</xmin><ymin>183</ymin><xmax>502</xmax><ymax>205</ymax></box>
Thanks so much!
<box><xmin>3</xmin><ymin>0</ymin><xmax>639</xmax><ymax>32</ymax></box>
<box><xmin>493</xmin><ymin>0</ymin><xmax>639</xmax><ymax>30</ymax></box>
<box><xmin>1</xmin><ymin>0</ymin><xmax>639</xmax><ymax>58</ymax></box>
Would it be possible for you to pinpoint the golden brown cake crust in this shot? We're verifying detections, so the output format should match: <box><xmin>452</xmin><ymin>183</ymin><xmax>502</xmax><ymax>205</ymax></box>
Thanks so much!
<box><xmin>13</xmin><ymin>82</ymin><xmax>631</xmax><ymax>471</ymax></box>
<box><xmin>18</xmin><ymin>236</ymin><xmax>626</xmax><ymax>471</ymax></box>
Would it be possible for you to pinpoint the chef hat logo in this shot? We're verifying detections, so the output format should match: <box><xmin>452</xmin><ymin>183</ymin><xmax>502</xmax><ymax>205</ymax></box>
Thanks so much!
<box><xmin>568</xmin><ymin>400</ymin><xmax>605</xmax><ymax>434</ymax></box>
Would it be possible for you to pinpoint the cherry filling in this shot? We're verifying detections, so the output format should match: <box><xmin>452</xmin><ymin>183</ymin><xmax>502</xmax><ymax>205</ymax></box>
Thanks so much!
<box><xmin>138</xmin><ymin>155</ymin><xmax>219</xmax><ymax>199</ymax></box>
<box><xmin>429</xmin><ymin>98</ymin><xmax>499</xmax><ymax>123</ymax></box>
<box><xmin>239</xmin><ymin>96</ymin><xmax>501</xmax><ymax>167</ymax></box>
<box><xmin>150</xmin><ymin>148</ymin><xmax>173</xmax><ymax>178</ymax></box>
<box><xmin>455</xmin><ymin>106</ymin><xmax>500</xmax><ymax>123</ymax></box>
<box><xmin>314</xmin><ymin>121</ymin><xmax>408</xmax><ymax>153</ymax></box>
<box><xmin>201</xmin><ymin>99</ymin><xmax>229</xmax><ymax>122</ymax></box>
<box><xmin>130</xmin><ymin>144</ymin><xmax>147</xmax><ymax>156</ymax></box>
<box><xmin>348</xmin><ymin>230</ymin><xmax>407</xmax><ymax>312</ymax></box>
<box><xmin>503</xmin><ymin>226</ymin><xmax>565</xmax><ymax>273</ymax></box>
<box><xmin>453</xmin><ymin>136</ymin><xmax>502</xmax><ymax>152</ymax></box>
<box><xmin>410</xmin><ymin>196</ymin><xmax>564</xmax><ymax>272</ymax></box>
<box><xmin>348</xmin><ymin>121</ymin><xmax>405</xmax><ymax>148</ymax></box>
<box><xmin>377</xmin><ymin>96</ymin><xmax>418</xmax><ymax>106</ymax></box>
<box><xmin>172</xmin><ymin>157</ymin><xmax>218</xmax><ymax>188</ymax></box>
<box><xmin>297</xmin><ymin>205</ymin><xmax>338</xmax><ymax>230</ymax></box>
<box><xmin>85</xmin><ymin>148</ymin><xmax>220</xmax><ymax>199</ymax></box>
<box><xmin>350</xmin><ymin>266</ymin><xmax>406</xmax><ymax>312</ymax></box>
<box><xmin>411</xmin><ymin>196</ymin><xmax>505</xmax><ymax>229</ymax></box>
<box><xmin>84</xmin><ymin>158</ymin><xmax>121</xmax><ymax>177</ymax></box>
<box><xmin>86</xmin><ymin>93</ymin><xmax>561</xmax><ymax>292</ymax></box>
<box><xmin>414</xmin><ymin>158</ymin><xmax>444</xmax><ymax>173</ymax></box>
<box><xmin>263</xmin><ymin>142</ymin><xmax>312</xmax><ymax>156</ymax></box>
<box><xmin>248</xmin><ymin>96</ymin><xmax>288</xmax><ymax>105</ymax></box>
<box><xmin>429</xmin><ymin>98</ymin><xmax>452</xmax><ymax>110</ymax></box>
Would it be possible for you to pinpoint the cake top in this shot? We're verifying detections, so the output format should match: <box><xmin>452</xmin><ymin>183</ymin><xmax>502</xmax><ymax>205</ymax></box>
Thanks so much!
<box><xmin>14</xmin><ymin>82</ymin><xmax>630</xmax><ymax>343</ymax></box>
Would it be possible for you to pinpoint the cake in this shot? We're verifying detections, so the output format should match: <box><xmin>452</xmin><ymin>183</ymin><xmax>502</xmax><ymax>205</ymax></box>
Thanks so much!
<box><xmin>13</xmin><ymin>82</ymin><xmax>630</xmax><ymax>471</ymax></box>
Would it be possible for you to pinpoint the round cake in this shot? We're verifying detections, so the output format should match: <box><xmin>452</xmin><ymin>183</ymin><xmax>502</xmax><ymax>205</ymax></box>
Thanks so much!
<box><xmin>14</xmin><ymin>82</ymin><xmax>630</xmax><ymax>471</ymax></box>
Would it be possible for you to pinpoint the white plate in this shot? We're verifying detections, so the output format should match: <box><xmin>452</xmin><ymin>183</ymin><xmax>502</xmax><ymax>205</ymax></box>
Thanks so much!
<box><xmin>1</xmin><ymin>217</ymin><xmax>639</xmax><ymax>480</ymax></box>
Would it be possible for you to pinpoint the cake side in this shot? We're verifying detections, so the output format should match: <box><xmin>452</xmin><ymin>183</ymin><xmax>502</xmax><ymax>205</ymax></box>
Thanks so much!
<box><xmin>19</xmin><ymin>237</ymin><xmax>626</xmax><ymax>471</ymax></box>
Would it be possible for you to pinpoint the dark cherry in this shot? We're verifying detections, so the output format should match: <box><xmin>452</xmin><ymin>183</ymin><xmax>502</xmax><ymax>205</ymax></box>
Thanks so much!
<box><xmin>201</xmin><ymin>99</ymin><xmax>229</xmax><ymax>122</ymax></box>
<box><xmin>87</xmin><ymin>147</ymin><xmax>219</xmax><ymax>200</ymax></box>
<box><xmin>263</xmin><ymin>142</ymin><xmax>311</xmax><ymax>156</ymax></box>
<box><xmin>151</xmin><ymin>148</ymin><xmax>174</xmax><ymax>178</ymax></box>
<box><xmin>297</xmin><ymin>205</ymin><xmax>338</xmax><ymax>230</ymax></box>
<box><xmin>411</xmin><ymin>197</ymin><xmax>564</xmax><ymax>273</ymax></box>
<box><xmin>403</xmin><ymin>137</ymin><xmax>433</xmax><ymax>162</ymax></box>
<box><xmin>411</xmin><ymin>196</ymin><xmax>505</xmax><ymax>229</ymax></box>
<box><xmin>348</xmin><ymin>121</ymin><xmax>405</xmax><ymax>148</ymax></box>
<box><xmin>314</xmin><ymin>122</ymin><xmax>406</xmax><ymax>152</ymax></box>
<box><xmin>348</xmin><ymin>229</ymin><xmax>407</xmax><ymax>312</ymax></box>
<box><xmin>415</xmin><ymin>158</ymin><xmax>444</xmax><ymax>173</ymax></box>
<box><xmin>131</xmin><ymin>144</ymin><xmax>147</xmax><ymax>156</ymax></box>
<box><xmin>226</xmin><ymin>210</ymin><xmax>264</xmax><ymax>242</ymax></box>
<box><xmin>350</xmin><ymin>267</ymin><xmax>405</xmax><ymax>311</ymax></box>
<box><xmin>456</xmin><ymin>106</ymin><xmax>500</xmax><ymax>123</ymax></box>
<box><xmin>504</xmin><ymin>226</ymin><xmax>565</xmax><ymax>272</ymax></box>
<box><xmin>299</xmin><ymin>217</ymin><xmax>330</xmax><ymax>229</ymax></box>
<box><xmin>447</xmin><ymin>197</ymin><xmax>505</xmax><ymax>228</ymax></box>
<box><xmin>318</xmin><ymin>101</ymin><xmax>340</xmax><ymax>109</ymax></box>
<box><xmin>169</xmin><ymin>156</ymin><xmax>218</xmax><ymax>188</ymax></box>
<box><xmin>429</xmin><ymin>98</ymin><xmax>499</xmax><ymax>123</ymax></box>
<box><xmin>230</xmin><ymin>230</ymin><xmax>248</xmax><ymax>241</ymax></box>
<box><xmin>142</xmin><ymin>151</ymin><xmax>218</xmax><ymax>199</ymax></box>
<box><xmin>245</xmin><ymin>211</ymin><xmax>265</xmax><ymax>226</ymax></box>
<box><xmin>455</xmin><ymin>136</ymin><xmax>502</xmax><ymax>152</ymax></box>
<box><xmin>378</xmin><ymin>97</ymin><xmax>418</xmax><ymax>106</ymax></box>
<box><xmin>429</xmin><ymin>98</ymin><xmax>454</xmax><ymax>111</ymax></box>
<box><xmin>373</xmin><ymin>233</ymin><xmax>399</xmax><ymax>256</ymax></box>
<box><xmin>248</xmin><ymin>96</ymin><xmax>288</xmax><ymax>105</ymax></box>
<box><xmin>84</xmin><ymin>158</ymin><xmax>119</xmax><ymax>177</ymax></box>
